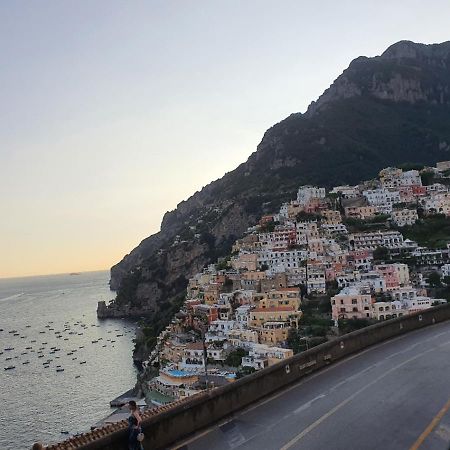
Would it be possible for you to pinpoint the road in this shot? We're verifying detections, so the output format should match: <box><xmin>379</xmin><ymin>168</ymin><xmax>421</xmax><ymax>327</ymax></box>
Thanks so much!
<box><xmin>172</xmin><ymin>321</ymin><xmax>450</xmax><ymax>450</ymax></box>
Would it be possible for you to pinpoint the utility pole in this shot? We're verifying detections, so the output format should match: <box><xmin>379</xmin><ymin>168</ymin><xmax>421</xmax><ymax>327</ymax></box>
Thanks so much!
<box><xmin>200</xmin><ymin>322</ymin><xmax>209</xmax><ymax>390</ymax></box>
<box><xmin>305</xmin><ymin>228</ymin><xmax>309</xmax><ymax>298</ymax></box>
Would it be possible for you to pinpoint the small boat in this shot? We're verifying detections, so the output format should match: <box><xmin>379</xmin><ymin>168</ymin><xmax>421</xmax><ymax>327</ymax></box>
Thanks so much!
<box><xmin>26</xmin><ymin>346</ymin><xmax>32</xmax><ymax>350</ymax></box>
<box><xmin>75</xmin><ymin>375</ymin><xmax>81</xmax><ymax>379</ymax></box>
<box><xmin>5</xmin><ymin>357</ymin><xmax>12</xmax><ymax>361</ymax></box>
<box><xmin>38</xmin><ymin>355</ymin><xmax>44</xmax><ymax>358</ymax></box>
<box><xmin>56</xmin><ymin>368</ymin><xmax>64</xmax><ymax>372</ymax></box>
<box><xmin>22</xmin><ymin>361</ymin><xmax>30</xmax><ymax>365</ymax></box>
<box><xmin>80</xmin><ymin>361</ymin><xmax>86</xmax><ymax>364</ymax></box>
<box><xmin>91</xmin><ymin>340</ymin><xmax>98</xmax><ymax>344</ymax></box>
<box><xmin>26</xmin><ymin>325</ymin><xmax>31</xmax><ymax>328</ymax></box>
<box><xmin>31</xmin><ymin>340</ymin><xmax>36</xmax><ymax>343</ymax></box>
<box><xmin>4</xmin><ymin>366</ymin><xmax>15</xmax><ymax>370</ymax></box>
<box><xmin>4</xmin><ymin>347</ymin><xmax>14</xmax><ymax>351</ymax></box>
<box><xmin>8</xmin><ymin>330</ymin><xmax>18</xmax><ymax>334</ymax></box>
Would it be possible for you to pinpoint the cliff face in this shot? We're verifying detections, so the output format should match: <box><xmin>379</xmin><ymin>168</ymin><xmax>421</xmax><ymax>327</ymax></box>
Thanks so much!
<box><xmin>106</xmin><ymin>41</ymin><xmax>450</xmax><ymax>350</ymax></box>
<box><xmin>307</xmin><ymin>40</ymin><xmax>450</xmax><ymax>115</ymax></box>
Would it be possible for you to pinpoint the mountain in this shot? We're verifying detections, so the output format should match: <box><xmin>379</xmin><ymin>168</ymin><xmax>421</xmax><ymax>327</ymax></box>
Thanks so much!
<box><xmin>104</xmin><ymin>40</ymin><xmax>450</xmax><ymax>347</ymax></box>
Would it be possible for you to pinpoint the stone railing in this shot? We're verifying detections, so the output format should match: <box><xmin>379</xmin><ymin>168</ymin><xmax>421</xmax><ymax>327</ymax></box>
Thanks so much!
<box><xmin>41</xmin><ymin>303</ymin><xmax>450</xmax><ymax>450</ymax></box>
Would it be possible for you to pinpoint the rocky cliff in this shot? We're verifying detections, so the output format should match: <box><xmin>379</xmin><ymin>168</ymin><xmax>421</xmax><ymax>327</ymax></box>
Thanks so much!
<box><xmin>105</xmin><ymin>40</ymin><xmax>450</xmax><ymax>358</ymax></box>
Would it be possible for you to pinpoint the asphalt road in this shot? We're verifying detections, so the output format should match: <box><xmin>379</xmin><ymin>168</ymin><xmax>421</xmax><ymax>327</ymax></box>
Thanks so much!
<box><xmin>172</xmin><ymin>321</ymin><xmax>450</xmax><ymax>450</ymax></box>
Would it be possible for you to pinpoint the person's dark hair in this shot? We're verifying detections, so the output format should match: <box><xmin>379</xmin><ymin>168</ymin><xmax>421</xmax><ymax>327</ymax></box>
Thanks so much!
<box><xmin>128</xmin><ymin>400</ymin><xmax>137</xmax><ymax>410</ymax></box>
<box><xmin>32</xmin><ymin>444</ymin><xmax>44</xmax><ymax>450</ymax></box>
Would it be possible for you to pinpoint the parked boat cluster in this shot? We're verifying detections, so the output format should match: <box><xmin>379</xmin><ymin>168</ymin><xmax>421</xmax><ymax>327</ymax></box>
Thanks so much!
<box><xmin>1</xmin><ymin>318</ymin><xmax>135</xmax><ymax>373</ymax></box>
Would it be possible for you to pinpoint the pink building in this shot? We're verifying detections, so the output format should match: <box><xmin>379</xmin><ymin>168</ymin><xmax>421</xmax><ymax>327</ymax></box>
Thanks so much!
<box><xmin>331</xmin><ymin>286</ymin><xmax>374</xmax><ymax>322</ymax></box>
<box><xmin>374</xmin><ymin>264</ymin><xmax>400</xmax><ymax>290</ymax></box>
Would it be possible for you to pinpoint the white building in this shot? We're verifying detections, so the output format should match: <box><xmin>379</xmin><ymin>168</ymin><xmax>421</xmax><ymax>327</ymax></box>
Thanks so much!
<box><xmin>258</xmin><ymin>249</ymin><xmax>308</xmax><ymax>271</ymax></box>
<box><xmin>349</xmin><ymin>231</ymin><xmax>404</xmax><ymax>251</ymax></box>
<box><xmin>442</xmin><ymin>264</ymin><xmax>450</xmax><ymax>278</ymax></box>
<box><xmin>362</xmin><ymin>188</ymin><xmax>401</xmax><ymax>214</ymax></box>
<box><xmin>297</xmin><ymin>186</ymin><xmax>326</xmax><ymax>205</ymax></box>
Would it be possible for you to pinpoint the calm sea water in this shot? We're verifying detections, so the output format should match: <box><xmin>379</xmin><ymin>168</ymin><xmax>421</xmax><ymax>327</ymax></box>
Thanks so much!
<box><xmin>0</xmin><ymin>271</ymin><xmax>138</xmax><ymax>450</ymax></box>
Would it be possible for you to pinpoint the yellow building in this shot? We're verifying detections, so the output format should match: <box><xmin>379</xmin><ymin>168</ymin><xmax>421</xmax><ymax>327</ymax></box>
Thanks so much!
<box><xmin>321</xmin><ymin>209</ymin><xmax>342</xmax><ymax>225</ymax></box>
<box><xmin>257</xmin><ymin>322</ymin><xmax>291</xmax><ymax>345</ymax></box>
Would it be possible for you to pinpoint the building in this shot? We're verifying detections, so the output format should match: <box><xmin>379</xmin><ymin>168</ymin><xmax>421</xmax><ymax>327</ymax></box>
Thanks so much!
<box><xmin>436</xmin><ymin>161</ymin><xmax>450</xmax><ymax>172</ymax></box>
<box><xmin>362</xmin><ymin>188</ymin><xmax>401</xmax><ymax>214</ymax></box>
<box><xmin>349</xmin><ymin>231</ymin><xmax>404</xmax><ymax>251</ymax></box>
<box><xmin>250</xmin><ymin>306</ymin><xmax>302</xmax><ymax>328</ymax></box>
<box><xmin>321</xmin><ymin>209</ymin><xmax>342</xmax><ymax>225</ymax></box>
<box><xmin>180</xmin><ymin>342</ymin><xmax>205</xmax><ymax>369</ymax></box>
<box><xmin>331</xmin><ymin>285</ymin><xmax>374</xmax><ymax>322</ymax></box>
<box><xmin>257</xmin><ymin>322</ymin><xmax>291</xmax><ymax>346</ymax></box>
<box><xmin>297</xmin><ymin>186</ymin><xmax>326</xmax><ymax>205</ymax></box>
<box><xmin>258</xmin><ymin>249</ymin><xmax>308</xmax><ymax>271</ymax></box>
<box><xmin>391</xmin><ymin>208</ymin><xmax>418</xmax><ymax>227</ymax></box>
<box><xmin>242</xmin><ymin>344</ymin><xmax>294</xmax><ymax>370</ymax></box>
<box><xmin>344</xmin><ymin>205</ymin><xmax>378</xmax><ymax>219</ymax></box>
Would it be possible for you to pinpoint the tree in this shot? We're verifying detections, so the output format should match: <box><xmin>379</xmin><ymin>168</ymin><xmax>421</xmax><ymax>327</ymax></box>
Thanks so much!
<box><xmin>373</xmin><ymin>246</ymin><xmax>389</xmax><ymax>261</ymax></box>
<box><xmin>427</xmin><ymin>271</ymin><xmax>442</xmax><ymax>287</ymax></box>
<box><xmin>296</xmin><ymin>211</ymin><xmax>321</xmax><ymax>222</ymax></box>
<box><xmin>225</xmin><ymin>348</ymin><xmax>248</xmax><ymax>367</ymax></box>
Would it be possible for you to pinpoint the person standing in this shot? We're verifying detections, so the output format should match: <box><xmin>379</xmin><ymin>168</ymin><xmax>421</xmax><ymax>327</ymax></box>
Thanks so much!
<box><xmin>127</xmin><ymin>400</ymin><xmax>142</xmax><ymax>450</ymax></box>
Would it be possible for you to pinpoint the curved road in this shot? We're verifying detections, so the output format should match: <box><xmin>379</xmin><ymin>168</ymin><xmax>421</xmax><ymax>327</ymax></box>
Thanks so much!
<box><xmin>172</xmin><ymin>320</ymin><xmax>450</xmax><ymax>450</ymax></box>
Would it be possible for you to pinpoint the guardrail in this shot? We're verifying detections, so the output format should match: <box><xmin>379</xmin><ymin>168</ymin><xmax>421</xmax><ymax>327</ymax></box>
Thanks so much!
<box><xmin>42</xmin><ymin>303</ymin><xmax>450</xmax><ymax>450</ymax></box>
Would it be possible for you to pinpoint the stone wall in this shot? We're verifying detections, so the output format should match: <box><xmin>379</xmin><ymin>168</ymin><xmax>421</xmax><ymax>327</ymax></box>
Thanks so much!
<box><xmin>42</xmin><ymin>303</ymin><xmax>450</xmax><ymax>450</ymax></box>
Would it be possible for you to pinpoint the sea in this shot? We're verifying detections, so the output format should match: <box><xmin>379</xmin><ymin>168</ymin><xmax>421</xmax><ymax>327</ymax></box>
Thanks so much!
<box><xmin>0</xmin><ymin>270</ymin><xmax>138</xmax><ymax>450</ymax></box>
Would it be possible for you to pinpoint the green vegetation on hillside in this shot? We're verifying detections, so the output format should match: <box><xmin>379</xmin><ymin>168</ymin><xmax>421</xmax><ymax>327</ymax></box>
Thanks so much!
<box><xmin>399</xmin><ymin>214</ymin><xmax>450</xmax><ymax>248</ymax></box>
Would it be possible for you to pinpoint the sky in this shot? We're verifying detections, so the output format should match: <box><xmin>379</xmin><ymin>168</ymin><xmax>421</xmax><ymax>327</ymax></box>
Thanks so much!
<box><xmin>1</xmin><ymin>0</ymin><xmax>450</xmax><ymax>278</ymax></box>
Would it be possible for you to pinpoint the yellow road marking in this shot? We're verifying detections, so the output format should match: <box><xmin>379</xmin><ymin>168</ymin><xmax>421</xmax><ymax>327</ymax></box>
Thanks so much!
<box><xmin>409</xmin><ymin>397</ymin><xmax>450</xmax><ymax>450</ymax></box>
<box><xmin>170</xmin><ymin>323</ymin><xmax>449</xmax><ymax>450</ymax></box>
<box><xmin>279</xmin><ymin>349</ymin><xmax>433</xmax><ymax>450</ymax></box>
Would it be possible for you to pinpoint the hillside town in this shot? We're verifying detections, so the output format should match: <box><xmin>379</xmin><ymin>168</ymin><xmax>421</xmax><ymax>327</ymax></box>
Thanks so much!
<box><xmin>143</xmin><ymin>162</ymin><xmax>450</xmax><ymax>406</ymax></box>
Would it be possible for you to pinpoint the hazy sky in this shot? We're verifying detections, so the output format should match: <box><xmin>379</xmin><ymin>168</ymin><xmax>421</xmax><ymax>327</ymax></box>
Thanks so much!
<box><xmin>1</xmin><ymin>1</ymin><xmax>449</xmax><ymax>278</ymax></box>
